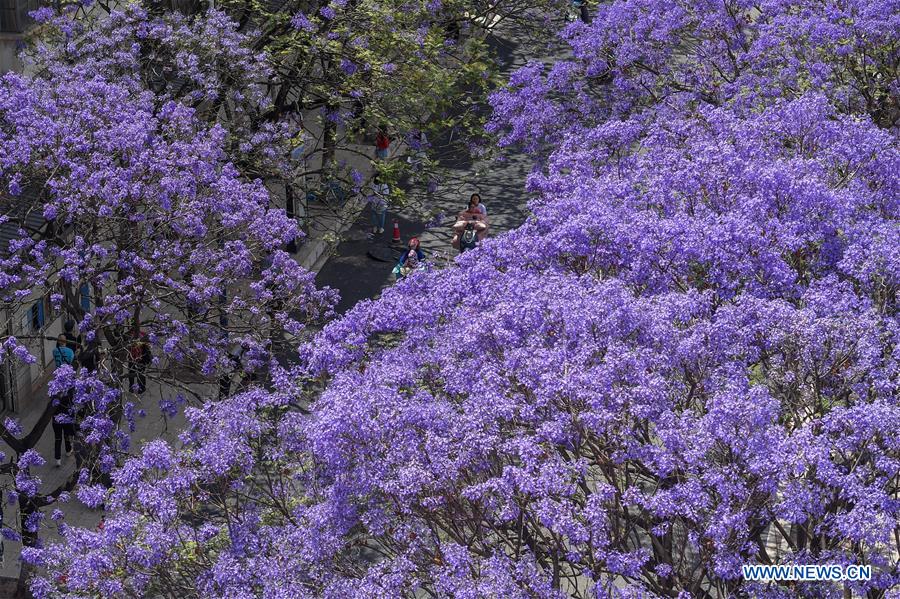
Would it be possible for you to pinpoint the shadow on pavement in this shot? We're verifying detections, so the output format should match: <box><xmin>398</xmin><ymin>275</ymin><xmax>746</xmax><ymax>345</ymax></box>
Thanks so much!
<box><xmin>314</xmin><ymin>211</ymin><xmax>433</xmax><ymax>315</ymax></box>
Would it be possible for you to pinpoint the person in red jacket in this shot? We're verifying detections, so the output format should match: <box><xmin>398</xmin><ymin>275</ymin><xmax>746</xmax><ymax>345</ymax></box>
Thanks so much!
<box><xmin>375</xmin><ymin>129</ymin><xmax>390</xmax><ymax>160</ymax></box>
<box><xmin>128</xmin><ymin>331</ymin><xmax>152</xmax><ymax>395</ymax></box>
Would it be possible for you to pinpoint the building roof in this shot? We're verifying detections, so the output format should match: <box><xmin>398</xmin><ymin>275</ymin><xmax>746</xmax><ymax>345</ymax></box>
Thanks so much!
<box><xmin>0</xmin><ymin>186</ymin><xmax>48</xmax><ymax>257</ymax></box>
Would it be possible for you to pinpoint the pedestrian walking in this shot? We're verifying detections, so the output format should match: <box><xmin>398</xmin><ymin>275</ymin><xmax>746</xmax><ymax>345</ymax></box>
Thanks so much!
<box><xmin>51</xmin><ymin>391</ymin><xmax>75</xmax><ymax>467</ymax></box>
<box><xmin>52</xmin><ymin>334</ymin><xmax>75</xmax><ymax>369</ymax></box>
<box><xmin>352</xmin><ymin>96</ymin><xmax>367</xmax><ymax>140</ymax></box>
<box><xmin>51</xmin><ymin>335</ymin><xmax>76</xmax><ymax>467</ymax></box>
<box><xmin>407</xmin><ymin>131</ymin><xmax>428</xmax><ymax>168</ymax></box>
<box><xmin>218</xmin><ymin>347</ymin><xmax>243</xmax><ymax>400</ymax></box>
<box><xmin>375</xmin><ymin>128</ymin><xmax>390</xmax><ymax>160</ymax></box>
<box><xmin>78</xmin><ymin>339</ymin><xmax>101</xmax><ymax>372</ymax></box>
<box><xmin>370</xmin><ymin>175</ymin><xmax>390</xmax><ymax>236</ymax></box>
<box><xmin>128</xmin><ymin>331</ymin><xmax>151</xmax><ymax>395</ymax></box>
<box><xmin>63</xmin><ymin>319</ymin><xmax>82</xmax><ymax>353</ymax></box>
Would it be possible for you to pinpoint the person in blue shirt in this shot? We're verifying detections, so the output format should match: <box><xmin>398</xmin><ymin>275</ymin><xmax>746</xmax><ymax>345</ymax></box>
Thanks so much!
<box><xmin>52</xmin><ymin>334</ymin><xmax>74</xmax><ymax>368</ymax></box>
<box><xmin>394</xmin><ymin>237</ymin><xmax>425</xmax><ymax>279</ymax></box>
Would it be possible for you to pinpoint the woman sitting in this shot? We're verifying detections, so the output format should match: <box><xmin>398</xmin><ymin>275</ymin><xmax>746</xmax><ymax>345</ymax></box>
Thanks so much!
<box><xmin>393</xmin><ymin>237</ymin><xmax>426</xmax><ymax>279</ymax></box>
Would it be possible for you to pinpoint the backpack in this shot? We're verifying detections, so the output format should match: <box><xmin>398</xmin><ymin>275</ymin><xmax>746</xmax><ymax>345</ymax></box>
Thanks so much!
<box><xmin>460</xmin><ymin>226</ymin><xmax>478</xmax><ymax>252</ymax></box>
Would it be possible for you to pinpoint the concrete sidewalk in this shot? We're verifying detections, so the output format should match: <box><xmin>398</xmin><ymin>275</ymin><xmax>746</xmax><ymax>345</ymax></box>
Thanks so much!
<box><xmin>285</xmin><ymin>25</ymin><xmax>493</xmax><ymax>274</ymax></box>
<box><xmin>287</xmin><ymin>112</ymin><xmax>415</xmax><ymax>273</ymax></box>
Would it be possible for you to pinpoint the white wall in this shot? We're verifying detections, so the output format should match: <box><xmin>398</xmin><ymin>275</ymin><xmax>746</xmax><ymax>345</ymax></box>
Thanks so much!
<box><xmin>0</xmin><ymin>33</ymin><xmax>23</xmax><ymax>74</ymax></box>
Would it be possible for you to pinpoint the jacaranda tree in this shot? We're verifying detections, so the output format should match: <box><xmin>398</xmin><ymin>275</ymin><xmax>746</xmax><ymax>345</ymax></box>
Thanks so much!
<box><xmin>54</xmin><ymin>0</ymin><xmax>556</xmax><ymax>240</ymax></box>
<box><xmin>0</xmin><ymin>0</ymin><xmax>513</xmax><ymax>564</ymax></box>
<box><xmin>25</xmin><ymin>100</ymin><xmax>898</xmax><ymax>598</ymax></box>
<box><xmin>223</xmin><ymin>0</ymin><xmax>559</xmax><ymax>218</ymax></box>
<box><xmin>18</xmin><ymin>0</ymin><xmax>900</xmax><ymax>597</ymax></box>
<box><xmin>0</xmin><ymin>2</ymin><xmax>335</xmax><ymax>552</ymax></box>
<box><xmin>119</xmin><ymin>0</ymin><xmax>547</xmax><ymax>216</ymax></box>
<box><xmin>488</xmin><ymin>0</ymin><xmax>899</xmax><ymax>154</ymax></box>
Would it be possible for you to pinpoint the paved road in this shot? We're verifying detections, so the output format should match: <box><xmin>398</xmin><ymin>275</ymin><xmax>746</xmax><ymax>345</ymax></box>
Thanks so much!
<box><xmin>315</xmin><ymin>30</ymin><xmax>548</xmax><ymax>314</ymax></box>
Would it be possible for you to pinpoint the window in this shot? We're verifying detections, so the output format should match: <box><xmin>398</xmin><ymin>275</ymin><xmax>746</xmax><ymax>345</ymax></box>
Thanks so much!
<box><xmin>0</xmin><ymin>361</ymin><xmax>11</xmax><ymax>413</ymax></box>
<box><xmin>80</xmin><ymin>283</ymin><xmax>91</xmax><ymax>312</ymax></box>
<box><xmin>43</xmin><ymin>291</ymin><xmax>55</xmax><ymax>321</ymax></box>
<box><xmin>30</xmin><ymin>299</ymin><xmax>44</xmax><ymax>332</ymax></box>
<box><xmin>0</xmin><ymin>0</ymin><xmax>20</xmax><ymax>33</ymax></box>
<box><xmin>0</xmin><ymin>0</ymin><xmax>40</xmax><ymax>34</ymax></box>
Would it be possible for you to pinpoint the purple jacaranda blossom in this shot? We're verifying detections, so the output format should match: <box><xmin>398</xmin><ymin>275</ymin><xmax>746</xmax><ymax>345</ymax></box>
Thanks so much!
<box><xmin>0</xmin><ymin>1</ymin><xmax>337</xmax><ymax>576</ymax></box>
<box><xmin>75</xmin><ymin>485</ymin><xmax>107</xmax><ymax>509</ymax></box>
<box><xmin>489</xmin><ymin>0</ymin><xmax>899</xmax><ymax>151</ymax></box>
<box><xmin>29</xmin><ymin>94</ymin><xmax>900</xmax><ymax>597</ymax></box>
<box><xmin>28</xmin><ymin>6</ymin><xmax>55</xmax><ymax>22</ymax></box>
<box><xmin>290</xmin><ymin>12</ymin><xmax>316</xmax><ymax>32</ymax></box>
<box><xmin>18</xmin><ymin>450</ymin><xmax>45</xmax><ymax>469</ymax></box>
<box><xmin>21</xmin><ymin>0</ymin><xmax>900</xmax><ymax>597</ymax></box>
<box><xmin>1</xmin><ymin>527</ymin><xmax>22</xmax><ymax>542</ymax></box>
<box><xmin>3</xmin><ymin>417</ymin><xmax>23</xmax><ymax>436</ymax></box>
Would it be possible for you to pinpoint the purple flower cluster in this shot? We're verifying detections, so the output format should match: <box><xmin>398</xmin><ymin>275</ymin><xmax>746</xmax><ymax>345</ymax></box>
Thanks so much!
<box><xmin>0</xmin><ymin>1</ymin><xmax>336</xmax><ymax>571</ymax></box>
<box><xmin>32</xmin><ymin>97</ymin><xmax>899</xmax><ymax>596</ymax></box>
<box><xmin>489</xmin><ymin>0</ymin><xmax>900</xmax><ymax>148</ymax></box>
<box><xmin>21</xmin><ymin>1</ymin><xmax>900</xmax><ymax>597</ymax></box>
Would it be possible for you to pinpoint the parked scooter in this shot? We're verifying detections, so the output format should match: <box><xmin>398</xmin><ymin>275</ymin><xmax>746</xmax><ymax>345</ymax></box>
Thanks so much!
<box><xmin>451</xmin><ymin>208</ymin><xmax>488</xmax><ymax>254</ymax></box>
<box><xmin>459</xmin><ymin>222</ymin><xmax>479</xmax><ymax>253</ymax></box>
